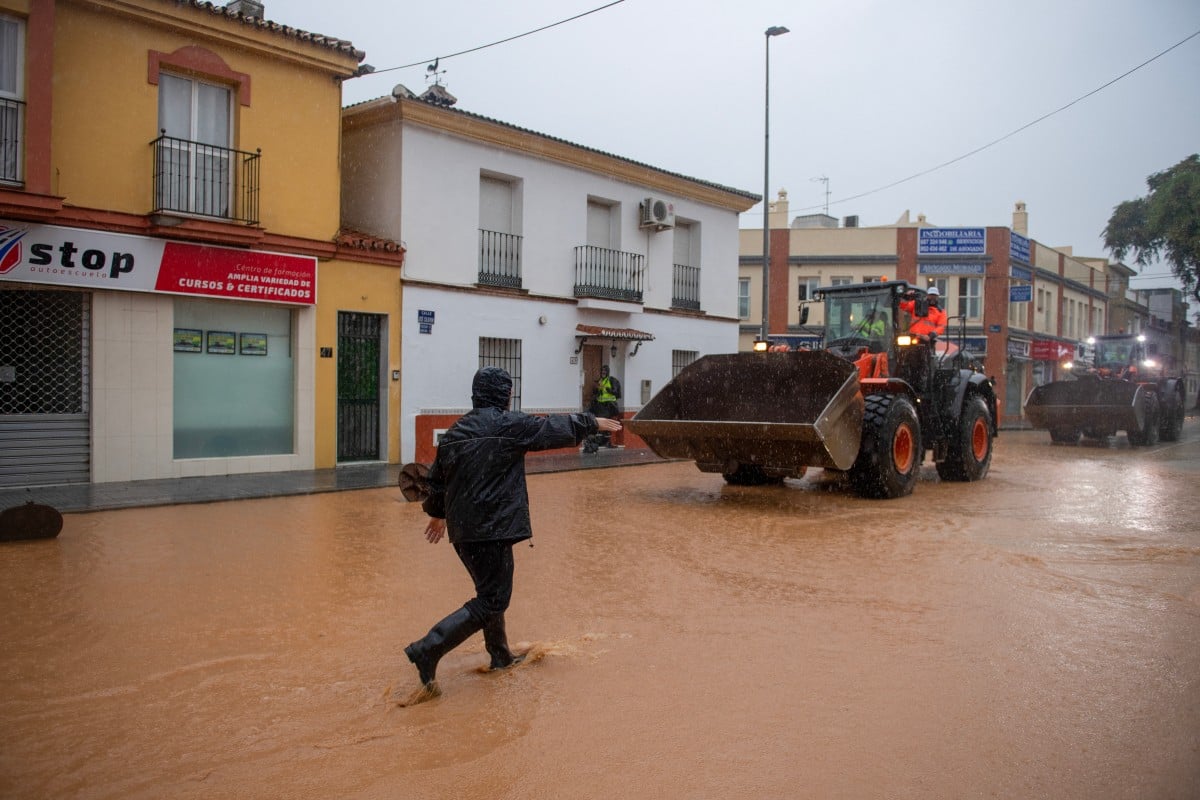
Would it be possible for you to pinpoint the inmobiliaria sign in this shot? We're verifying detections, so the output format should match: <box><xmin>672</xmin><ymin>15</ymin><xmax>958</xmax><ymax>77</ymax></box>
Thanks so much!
<box><xmin>0</xmin><ymin>221</ymin><xmax>316</xmax><ymax>306</ymax></box>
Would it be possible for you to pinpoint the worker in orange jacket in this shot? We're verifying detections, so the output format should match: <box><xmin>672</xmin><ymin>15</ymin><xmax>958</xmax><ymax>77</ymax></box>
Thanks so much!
<box><xmin>899</xmin><ymin>286</ymin><xmax>948</xmax><ymax>337</ymax></box>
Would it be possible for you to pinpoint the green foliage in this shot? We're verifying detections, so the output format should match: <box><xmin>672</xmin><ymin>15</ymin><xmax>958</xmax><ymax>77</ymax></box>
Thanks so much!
<box><xmin>1103</xmin><ymin>154</ymin><xmax>1200</xmax><ymax>302</ymax></box>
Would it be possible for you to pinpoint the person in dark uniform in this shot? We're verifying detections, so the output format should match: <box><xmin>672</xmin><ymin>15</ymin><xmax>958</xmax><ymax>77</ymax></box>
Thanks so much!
<box><xmin>403</xmin><ymin>366</ymin><xmax>621</xmax><ymax>702</ymax></box>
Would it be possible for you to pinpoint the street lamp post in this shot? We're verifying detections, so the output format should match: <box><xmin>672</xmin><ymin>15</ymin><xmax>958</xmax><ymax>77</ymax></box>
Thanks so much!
<box><xmin>760</xmin><ymin>25</ymin><xmax>789</xmax><ymax>344</ymax></box>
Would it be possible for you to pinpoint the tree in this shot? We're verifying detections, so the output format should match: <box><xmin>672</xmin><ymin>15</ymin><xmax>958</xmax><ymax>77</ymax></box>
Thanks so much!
<box><xmin>1103</xmin><ymin>154</ymin><xmax>1200</xmax><ymax>303</ymax></box>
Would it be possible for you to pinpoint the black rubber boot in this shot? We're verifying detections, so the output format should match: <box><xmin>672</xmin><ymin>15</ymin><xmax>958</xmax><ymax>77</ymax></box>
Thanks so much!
<box><xmin>482</xmin><ymin>614</ymin><xmax>525</xmax><ymax>670</ymax></box>
<box><xmin>404</xmin><ymin>606</ymin><xmax>482</xmax><ymax>686</ymax></box>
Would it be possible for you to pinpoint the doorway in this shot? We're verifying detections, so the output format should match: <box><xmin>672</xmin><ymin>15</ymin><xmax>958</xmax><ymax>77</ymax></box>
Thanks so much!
<box><xmin>337</xmin><ymin>311</ymin><xmax>385</xmax><ymax>462</ymax></box>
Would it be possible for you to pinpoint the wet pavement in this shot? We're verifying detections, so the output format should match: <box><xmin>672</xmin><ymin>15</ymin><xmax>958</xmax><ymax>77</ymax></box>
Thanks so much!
<box><xmin>0</xmin><ymin>446</ymin><xmax>667</xmax><ymax>514</ymax></box>
<box><xmin>1</xmin><ymin>424</ymin><xmax>1198</xmax><ymax>799</ymax></box>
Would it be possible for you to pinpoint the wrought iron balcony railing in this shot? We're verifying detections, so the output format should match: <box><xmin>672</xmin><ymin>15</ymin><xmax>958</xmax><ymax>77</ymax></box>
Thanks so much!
<box><xmin>672</xmin><ymin>263</ymin><xmax>701</xmax><ymax>310</ymax></box>
<box><xmin>574</xmin><ymin>245</ymin><xmax>643</xmax><ymax>303</ymax></box>
<box><xmin>0</xmin><ymin>98</ymin><xmax>24</xmax><ymax>185</ymax></box>
<box><xmin>151</xmin><ymin>131</ymin><xmax>260</xmax><ymax>225</ymax></box>
<box><xmin>478</xmin><ymin>229</ymin><xmax>522</xmax><ymax>288</ymax></box>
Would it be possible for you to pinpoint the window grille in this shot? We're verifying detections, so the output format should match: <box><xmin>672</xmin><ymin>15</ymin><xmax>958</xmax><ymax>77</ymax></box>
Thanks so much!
<box><xmin>672</xmin><ymin>349</ymin><xmax>698</xmax><ymax>378</ymax></box>
<box><xmin>0</xmin><ymin>290</ymin><xmax>88</xmax><ymax>414</ymax></box>
<box><xmin>479</xmin><ymin>337</ymin><xmax>522</xmax><ymax>410</ymax></box>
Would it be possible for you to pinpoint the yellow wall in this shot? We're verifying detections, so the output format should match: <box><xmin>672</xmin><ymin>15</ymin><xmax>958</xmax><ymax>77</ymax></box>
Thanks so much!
<box><xmin>50</xmin><ymin>0</ymin><xmax>352</xmax><ymax>239</ymax></box>
<box><xmin>313</xmin><ymin>260</ymin><xmax>403</xmax><ymax>468</ymax></box>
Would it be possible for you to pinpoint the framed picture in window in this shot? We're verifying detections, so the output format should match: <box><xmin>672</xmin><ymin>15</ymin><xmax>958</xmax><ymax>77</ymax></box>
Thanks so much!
<box><xmin>239</xmin><ymin>332</ymin><xmax>268</xmax><ymax>356</ymax></box>
<box><xmin>173</xmin><ymin>328</ymin><xmax>203</xmax><ymax>353</ymax></box>
<box><xmin>206</xmin><ymin>330</ymin><xmax>236</xmax><ymax>355</ymax></box>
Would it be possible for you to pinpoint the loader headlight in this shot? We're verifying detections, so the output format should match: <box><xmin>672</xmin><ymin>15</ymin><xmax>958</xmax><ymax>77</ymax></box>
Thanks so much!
<box><xmin>752</xmin><ymin>338</ymin><xmax>769</xmax><ymax>353</ymax></box>
<box><xmin>1063</xmin><ymin>361</ymin><xmax>1074</xmax><ymax>371</ymax></box>
<box><xmin>1143</xmin><ymin>359</ymin><xmax>1157</xmax><ymax>369</ymax></box>
<box><xmin>896</xmin><ymin>334</ymin><xmax>916</xmax><ymax>347</ymax></box>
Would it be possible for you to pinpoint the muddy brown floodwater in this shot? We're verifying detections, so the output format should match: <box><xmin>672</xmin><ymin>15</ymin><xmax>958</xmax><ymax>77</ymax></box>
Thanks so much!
<box><xmin>2</xmin><ymin>424</ymin><xmax>1199</xmax><ymax>799</ymax></box>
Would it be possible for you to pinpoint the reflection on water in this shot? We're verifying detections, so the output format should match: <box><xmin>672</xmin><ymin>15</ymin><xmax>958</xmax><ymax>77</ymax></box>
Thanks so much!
<box><xmin>1</xmin><ymin>425</ymin><xmax>1198</xmax><ymax>799</ymax></box>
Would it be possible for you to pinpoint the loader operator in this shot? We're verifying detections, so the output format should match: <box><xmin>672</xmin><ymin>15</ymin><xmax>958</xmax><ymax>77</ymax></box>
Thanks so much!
<box><xmin>900</xmin><ymin>286</ymin><xmax>948</xmax><ymax>337</ymax></box>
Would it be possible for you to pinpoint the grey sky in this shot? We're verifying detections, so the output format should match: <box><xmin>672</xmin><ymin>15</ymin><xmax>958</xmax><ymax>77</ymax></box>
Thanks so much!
<box><xmin>282</xmin><ymin>0</ymin><xmax>1200</xmax><ymax>291</ymax></box>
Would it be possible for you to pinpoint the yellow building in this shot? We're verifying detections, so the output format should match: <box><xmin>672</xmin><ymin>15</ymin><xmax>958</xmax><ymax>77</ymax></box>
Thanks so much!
<box><xmin>0</xmin><ymin>0</ymin><xmax>399</xmax><ymax>488</ymax></box>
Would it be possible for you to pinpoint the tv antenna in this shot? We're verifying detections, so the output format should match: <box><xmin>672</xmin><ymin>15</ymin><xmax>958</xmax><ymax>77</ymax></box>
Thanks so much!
<box><xmin>810</xmin><ymin>175</ymin><xmax>830</xmax><ymax>215</ymax></box>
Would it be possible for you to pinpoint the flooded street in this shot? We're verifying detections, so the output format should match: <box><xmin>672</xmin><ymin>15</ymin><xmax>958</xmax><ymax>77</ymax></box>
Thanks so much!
<box><xmin>2</xmin><ymin>424</ymin><xmax>1199</xmax><ymax>799</ymax></box>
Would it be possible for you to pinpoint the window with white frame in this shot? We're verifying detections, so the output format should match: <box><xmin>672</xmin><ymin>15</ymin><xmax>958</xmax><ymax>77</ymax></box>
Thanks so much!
<box><xmin>478</xmin><ymin>174</ymin><xmax>522</xmax><ymax>287</ymax></box>
<box><xmin>797</xmin><ymin>277</ymin><xmax>820</xmax><ymax>301</ymax></box>
<box><xmin>738</xmin><ymin>277</ymin><xmax>751</xmax><ymax>319</ymax></box>
<box><xmin>958</xmin><ymin>277</ymin><xmax>981</xmax><ymax>320</ymax></box>
<box><xmin>831</xmin><ymin>275</ymin><xmax>852</xmax><ymax>286</ymax></box>
<box><xmin>478</xmin><ymin>337</ymin><xmax>521</xmax><ymax>410</ymax></box>
<box><xmin>157</xmin><ymin>73</ymin><xmax>233</xmax><ymax>217</ymax></box>
<box><xmin>0</xmin><ymin>14</ymin><xmax>25</xmax><ymax>184</ymax></box>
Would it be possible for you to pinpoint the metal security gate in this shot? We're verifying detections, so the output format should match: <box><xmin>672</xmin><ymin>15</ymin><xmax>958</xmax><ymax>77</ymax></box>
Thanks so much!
<box><xmin>337</xmin><ymin>311</ymin><xmax>383</xmax><ymax>462</ymax></box>
<box><xmin>0</xmin><ymin>289</ymin><xmax>91</xmax><ymax>487</ymax></box>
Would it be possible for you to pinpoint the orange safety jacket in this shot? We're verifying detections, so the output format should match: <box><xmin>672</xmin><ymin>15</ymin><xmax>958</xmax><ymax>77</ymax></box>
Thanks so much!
<box><xmin>899</xmin><ymin>299</ymin><xmax>947</xmax><ymax>336</ymax></box>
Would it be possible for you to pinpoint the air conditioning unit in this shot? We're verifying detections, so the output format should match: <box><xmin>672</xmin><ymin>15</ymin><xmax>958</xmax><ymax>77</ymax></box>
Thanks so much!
<box><xmin>639</xmin><ymin>196</ymin><xmax>675</xmax><ymax>231</ymax></box>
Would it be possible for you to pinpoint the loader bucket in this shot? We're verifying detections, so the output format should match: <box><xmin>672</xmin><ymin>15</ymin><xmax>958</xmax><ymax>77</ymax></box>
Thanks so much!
<box><xmin>1023</xmin><ymin>376</ymin><xmax>1144</xmax><ymax>435</ymax></box>
<box><xmin>626</xmin><ymin>350</ymin><xmax>865</xmax><ymax>475</ymax></box>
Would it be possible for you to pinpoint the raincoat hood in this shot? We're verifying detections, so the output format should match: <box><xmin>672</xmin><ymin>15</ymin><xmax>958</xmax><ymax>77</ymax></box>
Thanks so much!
<box><xmin>471</xmin><ymin>367</ymin><xmax>512</xmax><ymax>410</ymax></box>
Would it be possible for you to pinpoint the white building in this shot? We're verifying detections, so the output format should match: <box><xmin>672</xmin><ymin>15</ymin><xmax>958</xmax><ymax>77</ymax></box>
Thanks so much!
<box><xmin>341</xmin><ymin>88</ymin><xmax>758</xmax><ymax>464</ymax></box>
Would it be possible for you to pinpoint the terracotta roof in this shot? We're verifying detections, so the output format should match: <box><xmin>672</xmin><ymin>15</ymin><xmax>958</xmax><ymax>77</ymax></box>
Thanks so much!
<box><xmin>336</xmin><ymin>227</ymin><xmax>405</xmax><ymax>254</ymax></box>
<box><xmin>575</xmin><ymin>324</ymin><xmax>655</xmax><ymax>341</ymax></box>
<box><xmin>170</xmin><ymin>1</ymin><xmax>366</xmax><ymax>64</ymax></box>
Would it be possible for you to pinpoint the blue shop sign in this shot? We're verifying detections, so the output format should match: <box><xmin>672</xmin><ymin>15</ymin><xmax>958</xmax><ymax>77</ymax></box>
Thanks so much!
<box><xmin>918</xmin><ymin>227</ymin><xmax>986</xmax><ymax>255</ymax></box>
<box><xmin>1010</xmin><ymin>265</ymin><xmax>1032</xmax><ymax>281</ymax></box>
<box><xmin>1010</xmin><ymin>232</ymin><xmax>1031</xmax><ymax>264</ymax></box>
<box><xmin>919</xmin><ymin>262</ymin><xmax>987</xmax><ymax>275</ymax></box>
<box><xmin>1010</xmin><ymin>284</ymin><xmax>1032</xmax><ymax>302</ymax></box>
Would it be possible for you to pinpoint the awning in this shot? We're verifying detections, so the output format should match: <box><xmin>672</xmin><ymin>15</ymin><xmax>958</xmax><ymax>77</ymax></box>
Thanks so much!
<box><xmin>574</xmin><ymin>324</ymin><xmax>655</xmax><ymax>341</ymax></box>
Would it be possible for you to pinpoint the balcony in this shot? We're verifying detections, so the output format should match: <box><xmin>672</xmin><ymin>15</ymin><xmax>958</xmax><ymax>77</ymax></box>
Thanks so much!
<box><xmin>672</xmin><ymin>263</ymin><xmax>701</xmax><ymax>310</ymax></box>
<box><xmin>0</xmin><ymin>98</ymin><xmax>24</xmax><ymax>185</ymax></box>
<box><xmin>574</xmin><ymin>245</ymin><xmax>643</xmax><ymax>304</ymax></box>
<box><xmin>151</xmin><ymin>132</ymin><xmax>260</xmax><ymax>225</ymax></box>
<box><xmin>478</xmin><ymin>229</ymin><xmax>522</xmax><ymax>288</ymax></box>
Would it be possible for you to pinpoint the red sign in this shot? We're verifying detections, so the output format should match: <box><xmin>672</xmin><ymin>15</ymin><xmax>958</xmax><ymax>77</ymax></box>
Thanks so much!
<box><xmin>1030</xmin><ymin>340</ymin><xmax>1074</xmax><ymax>361</ymax></box>
<box><xmin>156</xmin><ymin>242</ymin><xmax>316</xmax><ymax>305</ymax></box>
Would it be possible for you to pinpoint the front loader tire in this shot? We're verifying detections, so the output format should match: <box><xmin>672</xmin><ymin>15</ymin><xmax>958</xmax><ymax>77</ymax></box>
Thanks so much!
<box><xmin>723</xmin><ymin>464</ymin><xmax>774</xmax><ymax>486</ymax></box>
<box><xmin>849</xmin><ymin>394</ymin><xmax>920</xmax><ymax>499</ymax></box>
<box><xmin>936</xmin><ymin>395</ymin><xmax>994</xmax><ymax>482</ymax></box>
<box><xmin>1127</xmin><ymin>393</ymin><xmax>1160</xmax><ymax>447</ymax></box>
<box><xmin>1159</xmin><ymin>390</ymin><xmax>1184</xmax><ymax>442</ymax></box>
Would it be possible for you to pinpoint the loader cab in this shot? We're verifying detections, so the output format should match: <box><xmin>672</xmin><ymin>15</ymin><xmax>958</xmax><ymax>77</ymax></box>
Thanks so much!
<box><xmin>814</xmin><ymin>282</ymin><xmax>910</xmax><ymax>361</ymax></box>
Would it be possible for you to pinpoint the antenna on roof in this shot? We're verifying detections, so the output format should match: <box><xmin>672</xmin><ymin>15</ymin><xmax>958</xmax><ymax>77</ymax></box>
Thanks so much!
<box><xmin>810</xmin><ymin>175</ymin><xmax>830</xmax><ymax>216</ymax></box>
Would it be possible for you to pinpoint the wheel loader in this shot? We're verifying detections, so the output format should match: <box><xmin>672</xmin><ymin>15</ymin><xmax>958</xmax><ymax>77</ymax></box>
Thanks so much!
<box><xmin>626</xmin><ymin>281</ymin><xmax>998</xmax><ymax>499</ymax></box>
<box><xmin>1023</xmin><ymin>333</ymin><xmax>1186</xmax><ymax>446</ymax></box>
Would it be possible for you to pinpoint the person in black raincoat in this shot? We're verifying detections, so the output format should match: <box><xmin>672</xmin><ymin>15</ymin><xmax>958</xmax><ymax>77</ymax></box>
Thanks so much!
<box><xmin>404</xmin><ymin>366</ymin><xmax>621</xmax><ymax>698</ymax></box>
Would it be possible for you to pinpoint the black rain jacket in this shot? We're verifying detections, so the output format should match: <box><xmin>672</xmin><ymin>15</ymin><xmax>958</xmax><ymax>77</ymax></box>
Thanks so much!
<box><xmin>422</xmin><ymin>367</ymin><xmax>597</xmax><ymax>545</ymax></box>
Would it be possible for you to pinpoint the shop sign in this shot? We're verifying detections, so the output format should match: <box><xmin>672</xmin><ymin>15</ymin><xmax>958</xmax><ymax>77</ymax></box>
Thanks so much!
<box><xmin>0</xmin><ymin>220</ymin><xmax>316</xmax><ymax>305</ymax></box>
<box><xmin>1010</xmin><ymin>265</ymin><xmax>1032</xmax><ymax>281</ymax></box>
<box><xmin>918</xmin><ymin>262</ymin><xmax>986</xmax><ymax>275</ymax></box>
<box><xmin>1007</xmin><ymin>339</ymin><xmax>1030</xmax><ymax>358</ymax></box>
<box><xmin>1009</xmin><ymin>284</ymin><xmax>1032</xmax><ymax>303</ymax></box>
<box><xmin>1030</xmin><ymin>340</ymin><xmax>1074</xmax><ymax>361</ymax></box>
<box><xmin>918</xmin><ymin>227</ymin><xmax>986</xmax><ymax>255</ymax></box>
<box><xmin>1010</xmin><ymin>232</ymin><xmax>1030</xmax><ymax>264</ymax></box>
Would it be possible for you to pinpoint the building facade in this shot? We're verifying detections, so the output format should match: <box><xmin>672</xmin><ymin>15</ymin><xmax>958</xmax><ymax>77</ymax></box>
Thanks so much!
<box><xmin>739</xmin><ymin>195</ymin><xmax>1113</xmax><ymax>427</ymax></box>
<box><xmin>341</xmin><ymin>90</ymin><xmax>758</xmax><ymax>464</ymax></box>
<box><xmin>0</xmin><ymin>0</ymin><xmax>385</xmax><ymax>488</ymax></box>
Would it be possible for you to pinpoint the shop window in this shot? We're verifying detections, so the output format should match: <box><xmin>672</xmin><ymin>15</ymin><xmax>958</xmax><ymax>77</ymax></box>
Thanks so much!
<box><xmin>173</xmin><ymin>299</ymin><xmax>294</xmax><ymax>458</ymax></box>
